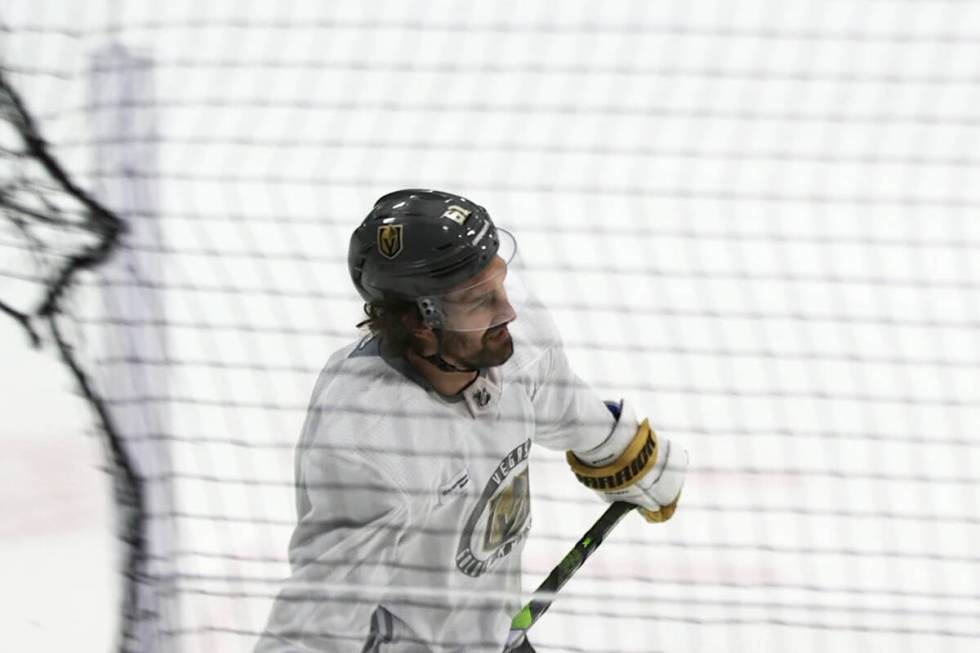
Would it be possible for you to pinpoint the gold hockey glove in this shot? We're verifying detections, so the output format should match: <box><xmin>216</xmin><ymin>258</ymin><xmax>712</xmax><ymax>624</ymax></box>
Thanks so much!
<box><xmin>567</xmin><ymin>401</ymin><xmax>688</xmax><ymax>523</ymax></box>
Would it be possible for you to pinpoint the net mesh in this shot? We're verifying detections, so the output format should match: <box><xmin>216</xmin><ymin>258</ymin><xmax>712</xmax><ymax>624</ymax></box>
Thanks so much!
<box><xmin>2</xmin><ymin>1</ymin><xmax>979</xmax><ymax>652</ymax></box>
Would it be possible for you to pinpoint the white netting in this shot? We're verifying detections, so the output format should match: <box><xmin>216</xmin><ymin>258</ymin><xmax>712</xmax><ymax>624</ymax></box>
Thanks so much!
<box><xmin>2</xmin><ymin>1</ymin><xmax>979</xmax><ymax>652</ymax></box>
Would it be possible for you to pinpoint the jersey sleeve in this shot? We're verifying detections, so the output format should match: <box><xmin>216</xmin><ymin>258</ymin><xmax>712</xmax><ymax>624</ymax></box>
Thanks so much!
<box><xmin>529</xmin><ymin>345</ymin><xmax>616</xmax><ymax>453</ymax></box>
<box><xmin>255</xmin><ymin>444</ymin><xmax>411</xmax><ymax>653</ymax></box>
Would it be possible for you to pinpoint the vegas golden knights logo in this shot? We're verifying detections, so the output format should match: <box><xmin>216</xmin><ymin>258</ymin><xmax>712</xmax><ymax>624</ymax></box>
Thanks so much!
<box><xmin>484</xmin><ymin>468</ymin><xmax>530</xmax><ymax>550</ymax></box>
<box><xmin>456</xmin><ymin>440</ymin><xmax>532</xmax><ymax>577</ymax></box>
<box><xmin>377</xmin><ymin>224</ymin><xmax>404</xmax><ymax>259</ymax></box>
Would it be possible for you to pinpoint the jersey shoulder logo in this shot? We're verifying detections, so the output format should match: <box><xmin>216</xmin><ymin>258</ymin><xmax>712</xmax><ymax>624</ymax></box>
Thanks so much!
<box><xmin>377</xmin><ymin>224</ymin><xmax>404</xmax><ymax>259</ymax></box>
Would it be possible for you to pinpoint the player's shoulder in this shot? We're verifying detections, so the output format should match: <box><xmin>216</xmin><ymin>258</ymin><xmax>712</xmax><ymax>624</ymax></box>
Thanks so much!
<box><xmin>307</xmin><ymin>335</ymin><xmax>428</xmax><ymax>433</ymax></box>
<box><xmin>300</xmin><ymin>335</ymin><xmax>447</xmax><ymax>487</ymax></box>
<box><xmin>316</xmin><ymin>333</ymin><xmax>417</xmax><ymax>391</ymax></box>
<box><xmin>322</xmin><ymin>332</ymin><xmax>381</xmax><ymax>366</ymax></box>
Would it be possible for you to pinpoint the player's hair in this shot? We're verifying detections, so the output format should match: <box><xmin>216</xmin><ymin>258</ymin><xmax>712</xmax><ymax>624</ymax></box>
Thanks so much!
<box><xmin>356</xmin><ymin>299</ymin><xmax>423</xmax><ymax>357</ymax></box>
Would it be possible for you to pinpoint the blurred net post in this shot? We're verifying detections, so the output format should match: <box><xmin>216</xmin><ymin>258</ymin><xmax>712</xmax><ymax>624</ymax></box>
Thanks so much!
<box><xmin>2</xmin><ymin>2</ymin><xmax>979</xmax><ymax>652</ymax></box>
<box><xmin>89</xmin><ymin>42</ymin><xmax>175</xmax><ymax>649</ymax></box>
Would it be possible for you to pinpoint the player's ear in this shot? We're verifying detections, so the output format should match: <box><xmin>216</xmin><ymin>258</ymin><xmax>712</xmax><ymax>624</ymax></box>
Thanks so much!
<box><xmin>410</xmin><ymin>327</ymin><xmax>437</xmax><ymax>357</ymax></box>
<box><xmin>404</xmin><ymin>313</ymin><xmax>437</xmax><ymax>356</ymax></box>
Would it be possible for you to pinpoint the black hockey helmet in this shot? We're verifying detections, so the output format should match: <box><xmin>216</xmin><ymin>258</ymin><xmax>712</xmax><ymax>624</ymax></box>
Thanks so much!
<box><xmin>348</xmin><ymin>189</ymin><xmax>504</xmax><ymax>308</ymax></box>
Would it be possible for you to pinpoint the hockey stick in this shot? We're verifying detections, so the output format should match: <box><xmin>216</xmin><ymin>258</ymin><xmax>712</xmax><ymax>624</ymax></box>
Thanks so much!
<box><xmin>503</xmin><ymin>501</ymin><xmax>636</xmax><ymax>651</ymax></box>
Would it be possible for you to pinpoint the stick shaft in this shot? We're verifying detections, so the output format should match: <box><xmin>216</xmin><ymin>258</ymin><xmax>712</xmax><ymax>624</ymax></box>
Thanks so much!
<box><xmin>506</xmin><ymin>501</ymin><xmax>635</xmax><ymax>647</ymax></box>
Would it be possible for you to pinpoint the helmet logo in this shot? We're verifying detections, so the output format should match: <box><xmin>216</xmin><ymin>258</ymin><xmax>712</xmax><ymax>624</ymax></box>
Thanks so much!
<box><xmin>377</xmin><ymin>224</ymin><xmax>404</xmax><ymax>259</ymax></box>
<box><xmin>442</xmin><ymin>205</ymin><xmax>471</xmax><ymax>225</ymax></box>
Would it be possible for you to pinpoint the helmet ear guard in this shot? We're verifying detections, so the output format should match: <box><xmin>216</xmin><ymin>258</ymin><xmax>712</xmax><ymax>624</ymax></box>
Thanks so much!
<box><xmin>416</xmin><ymin>297</ymin><xmax>445</xmax><ymax>329</ymax></box>
<box><xmin>416</xmin><ymin>296</ymin><xmax>476</xmax><ymax>373</ymax></box>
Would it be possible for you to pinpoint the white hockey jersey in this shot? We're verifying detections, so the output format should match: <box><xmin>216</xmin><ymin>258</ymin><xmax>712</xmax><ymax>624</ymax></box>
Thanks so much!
<box><xmin>256</xmin><ymin>320</ymin><xmax>615</xmax><ymax>653</ymax></box>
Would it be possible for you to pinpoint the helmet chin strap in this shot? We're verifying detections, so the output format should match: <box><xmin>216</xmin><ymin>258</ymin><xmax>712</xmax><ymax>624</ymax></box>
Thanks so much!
<box><xmin>421</xmin><ymin>328</ymin><xmax>478</xmax><ymax>374</ymax></box>
<box><xmin>417</xmin><ymin>299</ymin><xmax>478</xmax><ymax>373</ymax></box>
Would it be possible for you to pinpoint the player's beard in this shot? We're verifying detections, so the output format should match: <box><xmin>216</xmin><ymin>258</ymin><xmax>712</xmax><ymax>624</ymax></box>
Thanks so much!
<box><xmin>441</xmin><ymin>323</ymin><xmax>514</xmax><ymax>370</ymax></box>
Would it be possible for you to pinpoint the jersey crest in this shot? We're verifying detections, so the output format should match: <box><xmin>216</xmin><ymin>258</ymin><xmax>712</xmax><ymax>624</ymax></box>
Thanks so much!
<box><xmin>455</xmin><ymin>439</ymin><xmax>532</xmax><ymax>577</ymax></box>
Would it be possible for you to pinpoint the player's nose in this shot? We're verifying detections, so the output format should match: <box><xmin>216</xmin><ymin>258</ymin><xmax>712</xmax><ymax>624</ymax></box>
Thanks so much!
<box><xmin>495</xmin><ymin>289</ymin><xmax>517</xmax><ymax>323</ymax></box>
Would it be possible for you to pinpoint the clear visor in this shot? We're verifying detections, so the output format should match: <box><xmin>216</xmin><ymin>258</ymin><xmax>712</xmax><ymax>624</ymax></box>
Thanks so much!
<box><xmin>420</xmin><ymin>229</ymin><xmax>526</xmax><ymax>332</ymax></box>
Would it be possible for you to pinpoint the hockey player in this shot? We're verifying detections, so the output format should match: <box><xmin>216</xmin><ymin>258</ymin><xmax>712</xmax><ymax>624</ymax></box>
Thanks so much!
<box><xmin>256</xmin><ymin>190</ymin><xmax>687</xmax><ymax>652</ymax></box>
